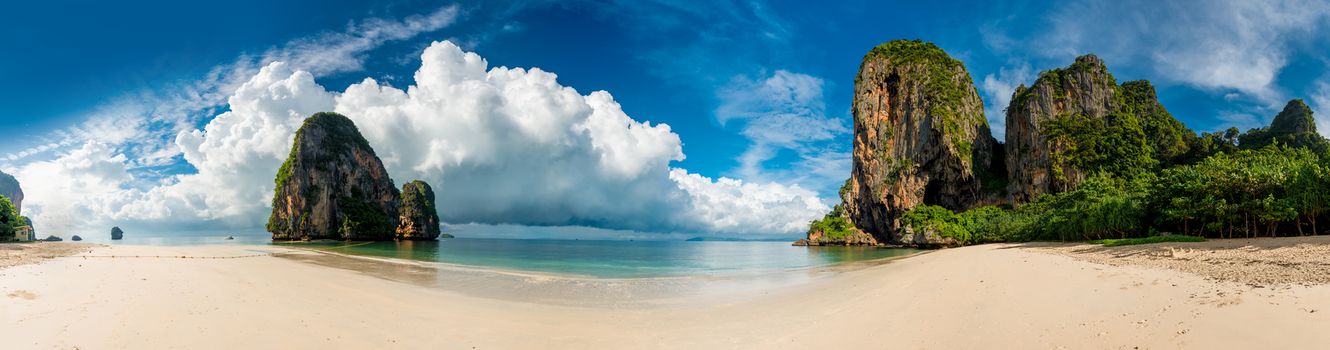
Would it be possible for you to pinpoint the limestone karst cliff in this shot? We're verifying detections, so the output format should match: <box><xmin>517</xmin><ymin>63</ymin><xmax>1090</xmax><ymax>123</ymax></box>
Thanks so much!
<box><xmin>835</xmin><ymin>39</ymin><xmax>1002</xmax><ymax>245</ymax></box>
<box><xmin>806</xmin><ymin>44</ymin><xmax>1199</xmax><ymax>246</ymax></box>
<box><xmin>396</xmin><ymin>180</ymin><xmax>442</xmax><ymax>240</ymax></box>
<box><xmin>267</xmin><ymin>112</ymin><xmax>402</xmax><ymax>241</ymax></box>
<box><xmin>1004</xmin><ymin>55</ymin><xmax>1119</xmax><ymax>204</ymax></box>
<box><xmin>1239</xmin><ymin>99</ymin><xmax>1328</xmax><ymax>153</ymax></box>
<box><xmin>0</xmin><ymin>170</ymin><xmax>22</xmax><ymax>214</ymax></box>
<box><xmin>1004</xmin><ymin>55</ymin><xmax>1191</xmax><ymax>205</ymax></box>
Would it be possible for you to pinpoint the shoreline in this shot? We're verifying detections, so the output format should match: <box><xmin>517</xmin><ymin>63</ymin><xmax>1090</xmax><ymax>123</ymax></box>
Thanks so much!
<box><xmin>5</xmin><ymin>237</ymin><xmax>1330</xmax><ymax>348</ymax></box>
<box><xmin>281</xmin><ymin>242</ymin><xmax>935</xmax><ymax>282</ymax></box>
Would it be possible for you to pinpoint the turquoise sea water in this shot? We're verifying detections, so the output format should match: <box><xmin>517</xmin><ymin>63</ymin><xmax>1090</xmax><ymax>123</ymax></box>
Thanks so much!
<box><xmin>294</xmin><ymin>239</ymin><xmax>919</xmax><ymax>278</ymax></box>
<box><xmin>82</xmin><ymin>232</ymin><xmax>918</xmax><ymax>278</ymax></box>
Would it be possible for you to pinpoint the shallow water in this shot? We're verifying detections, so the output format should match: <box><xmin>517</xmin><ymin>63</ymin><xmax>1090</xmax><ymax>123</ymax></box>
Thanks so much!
<box><xmin>290</xmin><ymin>239</ymin><xmax>918</xmax><ymax>278</ymax></box>
<box><xmin>85</xmin><ymin>231</ymin><xmax>918</xmax><ymax>278</ymax></box>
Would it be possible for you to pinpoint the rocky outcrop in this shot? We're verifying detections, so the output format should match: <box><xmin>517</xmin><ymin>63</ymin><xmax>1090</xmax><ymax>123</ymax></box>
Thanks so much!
<box><xmin>43</xmin><ymin>235</ymin><xmax>61</xmax><ymax>242</ymax></box>
<box><xmin>0</xmin><ymin>170</ymin><xmax>21</xmax><ymax>214</ymax></box>
<box><xmin>111</xmin><ymin>227</ymin><xmax>124</xmax><ymax>240</ymax></box>
<box><xmin>267</xmin><ymin>112</ymin><xmax>402</xmax><ymax>241</ymax></box>
<box><xmin>1004</xmin><ymin>56</ymin><xmax>1194</xmax><ymax>204</ymax></box>
<box><xmin>71</xmin><ymin>235</ymin><xmax>82</xmax><ymax>241</ymax></box>
<box><xmin>1239</xmin><ymin>99</ymin><xmax>1328</xmax><ymax>153</ymax></box>
<box><xmin>839</xmin><ymin>39</ymin><xmax>1000</xmax><ymax>245</ymax></box>
<box><xmin>396</xmin><ymin>180</ymin><xmax>442</xmax><ymax>240</ymax></box>
<box><xmin>1004</xmin><ymin>55</ymin><xmax>1119</xmax><ymax>204</ymax></box>
<box><xmin>799</xmin><ymin>226</ymin><xmax>880</xmax><ymax>246</ymax></box>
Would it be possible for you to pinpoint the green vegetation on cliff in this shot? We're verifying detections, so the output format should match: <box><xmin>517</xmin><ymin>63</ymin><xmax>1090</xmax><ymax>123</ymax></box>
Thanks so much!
<box><xmin>1238</xmin><ymin>99</ymin><xmax>1328</xmax><ymax>154</ymax></box>
<box><xmin>903</xmin><ymin>144</ymin><xmax>1330</xmax><ymax>243</ymax></box>
<box><xmin>1120</xmin><ymin>80</ymin><xmax>1193</xmax><ymax>165</ymax></box>
<box><xmin>807</xmin><ymin>204</ymin><xmax>856</xmax><ymax>242</ymax></box>
<box><xmin>0</xmin><ymin>195</ymin><xmax>20</xmax><ymax>241</ymax></box>
<box><xmin>1042</xmin><ymin>111</ymin><xmax>1156</xmax><ymax>179</ymax></box>
<box><xmin>862</xmin><ymin>39</ymin><xmax>986</xmax><ymax>164</ymax></box>
<box><xmin>862</xmin><ymin>40</ymin><xmax>972</xmax><ymax>123</ymax></box>
<box><xmin>337</xmin><ymin>194</ymin><xmax>395</xmax><ymax>240</ymax></box>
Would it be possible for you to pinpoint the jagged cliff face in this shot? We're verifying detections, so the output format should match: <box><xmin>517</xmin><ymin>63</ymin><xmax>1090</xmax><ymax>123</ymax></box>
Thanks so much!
<box><xmin>1270</xmin><ymin>99</ymin><xmax>1317</xmax><ymax>135</ymax></box>
<box><xmin>268</xmin><ymin>112</ymin><xmax>401</xmax><ymax>241</ymax></box>
<box><xmin>396</xmin><ymin>180</ymin><xmax>442</xmax><ymax>240</ymax></box>
<box><xmin>0</xmin><ymin>170</ymin><xmax>22</xmax><ymax>214</ymax></box>
<box><xmin>1239</xmin><ymin>99</ymin><xmax>1327</xmax><ymax>153</ymax></box>
<box><xmin>842</xmin><ymin>40</ymin><xmax>998</xmax><ymax>244</ymax></box>
<box><xmin>1004</xmin><ymin>55</ymin><xmax>1118</xmax><ymax>204</ymax></box>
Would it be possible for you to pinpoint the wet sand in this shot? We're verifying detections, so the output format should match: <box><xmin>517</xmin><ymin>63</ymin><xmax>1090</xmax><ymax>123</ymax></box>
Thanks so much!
<box><xmin>0</xmin><ymin>243</ymin><xmax>99</xmax><ymax>269</ymax></box>
<box><xmin>3</xmin><ymin>239</ymin><xmax>1330</xmax><ymax>349</ymax></box>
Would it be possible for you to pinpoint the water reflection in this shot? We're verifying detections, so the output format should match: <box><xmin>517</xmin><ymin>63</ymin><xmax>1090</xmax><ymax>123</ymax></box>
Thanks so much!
<box><xmin>300</xmin><ymin>239</ymin><xmax>920</xmax><ymax>278</ymax></box>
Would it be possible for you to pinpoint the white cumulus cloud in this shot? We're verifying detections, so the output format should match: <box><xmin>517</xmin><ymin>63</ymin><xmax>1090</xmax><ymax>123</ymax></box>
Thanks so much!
<box><xmin>1033</xmin><ymin>0</ymin><xmax>1330</xmax><ymax>104</ymax></box>
<box><xmin>981</xmin><ymin>63</ymin><xmax>1033</xmax><ymax>140</ymax></box>
<box><xmin>16</xmin><ymin>41</ymin><xmax>827</xmax><ymax>237</ymax></box>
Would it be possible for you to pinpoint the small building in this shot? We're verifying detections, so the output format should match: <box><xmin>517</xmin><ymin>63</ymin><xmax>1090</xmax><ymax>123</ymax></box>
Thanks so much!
<box><xmin>14</xmin><ymin>225</ymin><xmax>33</xmax><ymax>242</ymax></box>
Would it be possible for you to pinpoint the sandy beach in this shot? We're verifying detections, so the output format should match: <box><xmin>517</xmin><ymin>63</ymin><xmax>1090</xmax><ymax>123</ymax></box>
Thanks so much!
<box><xmin>4</xmin><ymin>238</ymin><xmax>1330</xmax><ymax>349</ymax></box>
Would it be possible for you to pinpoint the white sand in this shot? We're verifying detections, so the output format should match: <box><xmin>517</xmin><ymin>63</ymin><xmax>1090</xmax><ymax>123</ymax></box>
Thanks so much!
<box><xmin>3</xmin><ymin>242</ymin><xmax>1329</xmax><ymax>349</ymax></box>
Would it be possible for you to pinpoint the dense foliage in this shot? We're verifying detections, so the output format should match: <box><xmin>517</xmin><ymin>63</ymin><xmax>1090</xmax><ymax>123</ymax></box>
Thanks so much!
<box><xmin>901</xmin><ymin>144</ymin><xmax>1330</xmax><ymax>244</ymax></box>
<box><xmin>338</xmin><ymin>194</ymin><xmax>395</xmax><ymax>240</ymax></box>
<box><xmin>1238</xmin><ymin>100</ymin><xmax>1328</xmax><ymax>154</ymax></box>
<box><xmin>0</xmin><ymin>195</ymin><xmax>20</xmax><ymax>241</ymax></box>
<box><xmin>897</xmin><ymin>97</ymin><xmax>1328</xmax><ymax>244</ymax></box>
<box><xmin>807</xmin><ymin>204</ymin><xmax>857</xmax><ymax>241</ymax></box>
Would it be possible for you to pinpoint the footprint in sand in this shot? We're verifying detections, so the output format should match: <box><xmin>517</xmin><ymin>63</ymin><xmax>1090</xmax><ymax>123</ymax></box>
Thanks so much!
<box><xmin>7</xmin><ymin>290</ymin><xmax>37</xmax><ymax>300</ymax></box>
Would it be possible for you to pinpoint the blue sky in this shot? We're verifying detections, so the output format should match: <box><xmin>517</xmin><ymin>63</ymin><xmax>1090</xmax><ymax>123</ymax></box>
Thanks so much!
<box><xmin>2</xmin><ymin>0</ymin><xmax>1328</xmax><ymax>238</ymax></box>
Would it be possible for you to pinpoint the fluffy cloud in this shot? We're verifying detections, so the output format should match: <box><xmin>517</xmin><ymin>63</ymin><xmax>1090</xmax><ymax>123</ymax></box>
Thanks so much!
<box><xmin>1032</xmin><ymin>0</ymin><xmax>1330</xmax><ymax>103</ymax></box>
<box><xmin>16</xmin><ymin>142</ymin><xmax>135</xmax><ymax>234</ymax></box>
<box><xmin>1312</xmin><ymin>81</ymin><xmax>1330</xmax><ymax>138</ymax></box>
<box><xmin>980</xmin><ymin>63</ymin><xmax>1033</xmax><ymax>140</ymax></box>
<box><xmin>2</xmin><ymin>5</ymin><xmax>458</xmax><ymax>166</ymax></box>
<box><xmin>337</xmin><ymin>41</ymin><xmax>824</xmax><ymax>234</ymax></box>
<box><xmin>16</xmin><ymin>41</ymin><xmax>827</xmax><ymax>236</ymax></box>
<box><xmin>715</xmin><ymin>70</ymin><xmax>849</xmax><ymax>195</ymax></box>
<box><xmin>15</xmin><ymin>63</ymin><xmax>336</xmax><ymax>233</ymax></box>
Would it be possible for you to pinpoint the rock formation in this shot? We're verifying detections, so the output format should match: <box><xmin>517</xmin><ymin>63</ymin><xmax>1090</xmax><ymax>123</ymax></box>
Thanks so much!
<box><xmin>838</xmin><ymin>39</ymin><xmax>1000</xmax><ymax>245</ymax></box>
<box><xmin>396</xmin><ymin>180</ymin><xmax>442</xmax><ymax>240</ymax></box>
<box><xmin>71</xmin><ymin>235</ymin><xmax>83</xmax><ymax>241</ymax></box>
<box><xmin>1004</xmin><ymin>55</ymin><xmax>1119</xmax><ymax>204</ymax></box>
<box><xmin>1004</xmin><ymin>55</ymin><xmax>1193</xmax><ymax>204</ymax></box>
<box><xmin>0</xmin><ymin>170</ymin><xmax>22</xmax><ymax>214</ymax></box>
<box><xmin>44</xmin><ymin>235</ymin><xmax>61</xmax><ymax>242</ymax></box>
<box><xmin>1239</xmin><ymin>99</ymin><xmax>1328</xmax><ymax>153</ymax></box>
<box><xmin>267</xmin><ymin>112</ymin><xmax>402</xmax><ymax>241</ymax></box>
<box><xmin>111</xmin><ymin>227</ymin><xmax>124</xmax><ymax>240</ymax></box>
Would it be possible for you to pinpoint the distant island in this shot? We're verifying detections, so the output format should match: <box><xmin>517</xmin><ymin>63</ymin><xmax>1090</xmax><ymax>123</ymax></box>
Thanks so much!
<box><xmin>801</xmin><ymin>39</ymin><xmax>1330</xmax><ymax>247</ymax></box>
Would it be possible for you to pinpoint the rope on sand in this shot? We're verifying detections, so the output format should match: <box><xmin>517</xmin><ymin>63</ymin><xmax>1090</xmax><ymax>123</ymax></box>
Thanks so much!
<box><xmin>39</xmin><ymin>252</ymin><xmax>295</xmax><ymax>260</ymax></box>
<box><xmin>34</xmin><ymin>241</ymin><xmax>377</xmax><ymax>260</ymax></box>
